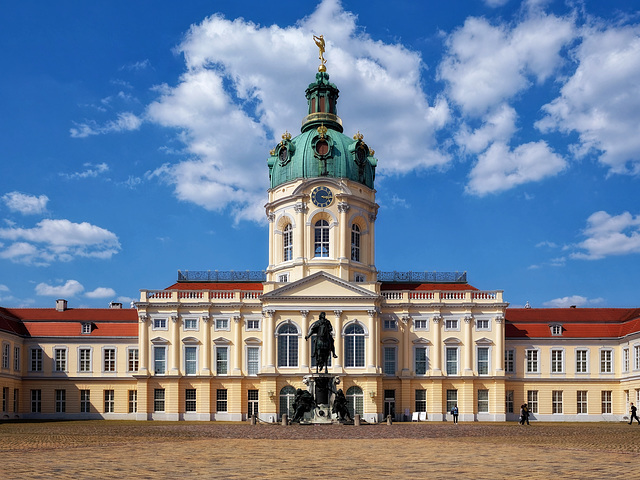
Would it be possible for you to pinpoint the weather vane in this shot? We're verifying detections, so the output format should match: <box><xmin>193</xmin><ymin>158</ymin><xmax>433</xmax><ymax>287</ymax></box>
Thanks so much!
<box><xmin>313</xmin><ymin>34</ymin><xmax>327</xmax><ymax>72</ymax></box>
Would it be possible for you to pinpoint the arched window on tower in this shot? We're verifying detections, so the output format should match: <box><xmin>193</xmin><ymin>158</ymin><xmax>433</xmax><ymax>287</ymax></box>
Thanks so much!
<box><xmin>351</xmin><ymin>224</ymin><xmax>360</xmax><ymax>262</ymax></box>
<box><xmin>283</xmin><ymin>224</ymin><xmax>293</xmax><ymax>261</ymax></box>
<box><xmin>344</xmin><ymin>323</ymin><xmax>365</xmax><ymax>368</ymax></box>
<box><xmin>277</xmin><ymin>323</ymin><xmax>299</xmax><ymax>367</ymax></box>
<box><xmin>314</xmin><ymin>219</ymin><xmax>329</xmax><ymax>257</ymax></box>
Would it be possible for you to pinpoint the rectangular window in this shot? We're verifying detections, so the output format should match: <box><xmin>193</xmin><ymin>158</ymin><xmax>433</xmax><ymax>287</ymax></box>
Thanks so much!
<box><xmin>552</xmin><ymin>390</ymin><xmax>563</xmax><ymax>414</ymax></box>
<box><xmin>635</xmin><ymin>345</ymin><xmax>640</xmax><ymax>370</ymax></box>
<box><xmin>184</xmin><ymin>318</ymin><xmax>198</xmax><ymax>330</ymax></box>
<box><xmin>446</xmin><ymin>347</ymin><xmax>458</xmax><ymax>375</ymax></box>
<box><xmin>248</xmin><ymin>390</ymin><xmax>259</xmax><ymax>417</ymax></box>
<box><xmin>246</xmin><ymin>319</ymin><xmax>260</xmax><ymax>330</ymax></box>
<box><xmin>383</xmin><ymin>347</ymin><xmax>396</xmax><ymax>375</ymax></box>
<box><xmin>2</xmin><ymin>343</ymin><xmax>9</xmax><ymax>369</ymax></box>
<box><xmin>154</xmin><ymin>346</ymin><xmax>166</xmax><ymax>375</ymax></box>
<box><xmin>80</xmin><ymin>390</ymin><xmax>91</xmax><ymax>413</ymax></box>
<box><xmin>623</xmin><ymin>348</ymin><xmax>630</xmax><ymax>373</ymax></box>
<box><xmin>31</xmin><ymin>389</ymin><xmax>41</xmax><ymax>413</ymax></box>
<box><xmin>30</xmin><ymin>348</ymin><xmax>43</xmax><ymax>372</ymax></box>
<box><xmin>247</xmin><ymin>346</ymin><xmax>260</xmax><ymax>375</ymax></box>
<box><xmin>415</xmin><ymin>347</ymin><xmax>427</xmax><ymax>375</ymax></box>
<box><xmin>217</xmin><ymin>389</ymin><xmax>228</xmax><ymax>412</ymax></box>
<box><xmin>354</xmin><ymin>273</ymin><xmax>365</xmax><ymax>283</ymax></box>
<box><xmin>82</xmin><ymin>322</ymin><xmax>92</xmax><ymax>334</ymax></box>
<box><xmin>477</xmin><ymin>347</ymin><xmax>489</xmax><ymax>375</ymax></box>
<box><xmin>153</xmin><ymin>318</ymin><xmax>167</xmax><ymax>330</ymax></box>
<box><xmin>185</xmin><ymin>389</ymin><xmax>196</xmax><ymax>412</ymax></box>
<box><xmin>54</xmin><ymin>348</ymin><xmax>67</xmax><ymax>372</ymax></box>
<box><xmin>277</xmin><ymin>273</ymin><xmax>290</xmax><ymax>283</ymax></box>
<box><xmin>79</xmin><ymin>348</ymin><xmax>92</xmax><ymax>372</ymax></box>
<box><xmin>506</xmin><ymin>390</ymin><xmax>514</xmax><ymax>413</ymax></box>
<box><xmin>13</xmin><ymin>388</ymin><xmax>19</xmax><ymax>413</ymax></box>
<box><xmin>14</xmin><ymin>346</ymin><xmax>20</xmax><ymax>371</ymax></box>
<box><xmin>577</xmin><ymin>391</ymin><xmax>588</xmax><ymax>414</ymax></box>
<box><xmin>103</xmin><ymin>348</ymin><xmax>116</xmax><ymax>372</ymax></box>
<box><xmin>576</xmin><ymin>349</ymin><xmax>589</xmax><ymax>373</ymax></box>
<box><xmin>128</xmin><ymin>348</ymin><xmax>139</xmax><ymax>372</ymax></box>
<box><xmin>477</xmin><ymin>389</ymin><xmax>489</xmax><ymax>413</ymax></box>
<box><xmin>476</xmin><ymin>318</ymin><xmax>490</xmax><ymax>330</ymax></box>
<box><xmin>2</xmin><ymin>387</ymin><xmax>7</xmax><ymax>412</ymax></box>
<box><xmin>551</xmin><ymin>349</ymin><xmax>563</xmax><ymax>373</ymax></box>
<box><xmin>600</xmin><ymin>350</ymin><xmax>612</xmax><ymax>373</ymax></box>
<box><xmin>216</xmin><ymin>347</ymin><xmax>228</xmax><ymax>375</ymax></box>
<box><xmin>445</xmin><ymin>318</ymin><xmax>458</xmax><ymax>330</ymax></box>
<box><xmin>505</xmin><ymin>349</ymin><xmax>515</xmax><ymax>374</ymax></box>
<box><xmin>601</xmin><ymin>390</ymin><xmax>612</xmax><ymax>414</ymax></box>
<box><xmin>446</xmin><ymin>389</ymin><xmax>457</xmax><ymax>413</ymax></box>
<box><xmin>551</xmin><ymin>324</ymin><xmax>562</xmax><ymax>335</ymax></box>
<box><xmin>526</xmin><ymin>350</ymin><xmax>539</xmax><ymax>373</ymax></box>
<box><xmin>55</xmin><ymin>389</ymin><xmax>66</xmax><ymax>413</ymax></box>
<box><xmin>527</xmin><ymin>390</ymin><xmax>538</xmax><ymax>414</ymax></box>
<box><xmin>415</xmin><ymin>389</ymin><xmax>426</xmax><ymax>412</ymax></box>
<box><xmin>414</xmin><ymin>318</ymin><xmax>428</xmax><ymax>330</ymax></box>
<box><xmin>104</xmin><ymin>390</ymin><xmax>115</xmax><ymax>413</ymax></box>
<box><xmin>154</xmin><ymin>389</ymin><xmax>165</xmax><ymax>412</ymax></box>
<box><xmin>129</xmin><ymin>390</ymin><xmax>137</xmax><ymax>413</ymax></box>
<box><xmin>215</xmin><ymin>318</ymin><xmax>229</xmax><ymax>331</ymax></box>
<box><xmin>383</xmin><ymin>318</ymin><xmax>397</xmax><ymax>330</ymax></box>
<box><xmin>185</xmin><ymin>346</ymin><xmax>198</xmax><ymax>375</ymax></box>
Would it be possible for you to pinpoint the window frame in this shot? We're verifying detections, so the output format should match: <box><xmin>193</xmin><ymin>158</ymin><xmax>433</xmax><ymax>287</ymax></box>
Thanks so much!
<box><xmin>78</xmin><ymin>347</ymin><xmax>92</xmax><ymax>373</ymax></box>
<box><xmin>444</xmin><ymin>318</ymin><xmax>459</xmax><ymax>331</ymax></box>
<box><xmin>552</xmin><ymin>390</ymin><xmax>563</xmax><ymax>414</ymax></box>
<box><xmin>525</xmin><ymin>349</ymin><xmax>539</xmax><ymax>374</ymax></box>
<box><xmin>53</xmin><ymin>346</ymin><xmax>68</xmax><ymax>373</ymax></box>
<box><xmin>152</xmin><ymin>318</ymin><xmax>168</xmax><ymax>331</ymax></box>
<box><xmin>215</xmin><ymin>346</ymin><xmax>228</xmax><ymax>375</ymax></box>
<box><xmin>104</xmin><ymin>389</ymin><xmax>115</xmax><ymax>413</ymax></box>
<box><xmin>414</xmin><ymin>345</ymin><xmax>428</xmax><ymax>376</ymax></box>
<box><xmin>601</xmin><ymin>390</ymin><xmax>612</xmax><ymax>414</ymax></box>
<box><xmin>505</xmin><ymin>349</ymin><xmax>515</xmax><ymax>374</ymax></box>
<box><xmin>55</xmin><ymin>389</ymin><xmax>66</xmax><ymax>413</ymax></box>
<box><xmin>550</xmin><ymin>348</ymin><xmax>564</xmax><ymax>374</ymax></box>
<box><xmin>446</xmin><ymin>389</ymin><xmax>458</xmax><ymax>413</ymax></box>
<box><xmin>215</xmin><ymin>317</ymin><xmax>230</xmax><ymax>332</ymax></box>
<box><xmin>153</xmin><ymin>345</ymin><xmax>167</xmax><ymax>375</ymax></box>
<box><xmin>527</xmin><ymin>390</ymin><xmax>538</xmax><ymax>414</ymax></box>
<box><xmin>30</xmin><ymin>347</ymin><xmax>43</xmax><ymax>372</ymax></box>
<box><xmin>13</xmin><ymin>346</ymin><xmax>20</xmax><ymax>372</ymax></box>
<box><xmin>80</xmin><ymin>389</ymin><xmax>91</xmax><ymax>413</ymax></box>
<box><xmin>476</xmin><ymin>346</ymin><xmax>490</xmax><ymax>375</ymax></box>
<box><xmin>383</xmin><ymin>345</ymin><xmax>397</xmax><ymax>376</ymax></box>
<box><xmin>184</xmin><ymin>345</ymin><xmax>199</xmax><ymax>376</ymax></box>
<box><xmin>129</xmin><ymin>390</ymin><xmax>137</xmax><ymax>413</ymax></box>
<box><xmin>246</xmin><ymin>345</ymin><xmax>260</xmax><ymax>376</ymax></box>
<box><xmin>577</xmin><ymin>390</ymin><xmax>588</xmax><ymax>414</ymax></box>
<box><xmin>185</xmin><ymin>388</ymin><xmax>197</xmax><ymax>412</ymax></box>
<box><xmin>415</xmin><ymin>389</ymin><xmax>427</xmax><ymax>413</ymax></box>
<box><xmin>183</xmin><ymin>318</ymin><xmax>198</xmax><ymax>331</ymax></box>
<box><xmin>313</xmin><ymin>219</ymin><xmax>330</xmax><ymax>258</ymax></box>
<box><xmin>31</xmin><ymin>389</ymin><xmax>41</xmax><ymax>413</ymax></box>
<box><xmin>445</xmin><ymin>346</ymin><xmax>459</xmax><ymax>376</ymax></box>
<box><xmin>154</xmin><ymin>388</ymin><xmax>165</xmax><ymax>412</ymax></box>
<box><xmin>477</xmin><ymin>389</ymin><xmax>489</xmax><ymax>413</ymax></box>
<box><xmin>1</xmin><ymin>342</ymin><xmax>10</xmax><ymax>369</ymax></box>
<box><xmin>102</xmin><ymin>347</ymin><xmax>116</xmax><ymax>373</ymax></box>
<box><xmin>127</xmin><ymin>347</ymin><xmax>139</xmax><ymax>373</ymax></box>
<box><xmin>216</xmin><ymin>389</ymin><xmax>228</xmax><ymax>412</ymax></box>
<box><xmin>283</xmin><ymin>223</ymin><xmax>293</xmax><ymax>262</ymax></box>
<box><xmin>600</xmin><ymin>348</ymin><xmax>613</xmax><ymax>374</ymax></box>
<box><xmin>277</xmin><ymin>322</ymin><xmax>299</xmax><ymax>368</ymax></box>
<box><xmin>344</xmin><ymin>322</ymin><xmax>366</xmax><ymax>368</ymax></box>
<box><xmin>350</xmin><ymin>223</ymin><xmax>360</xmax><ymax>262</ymax></box>
<box><xmin>576</xmin><ymin>348</ymin><xmax>589</xmax><ymax>373</ymax></box>
<box><xmin>475</xmin><ymin>318</ymin><xmax>491</xmax><ymax>332</ymax></box>
<box><xmin>623</xmin><ymin>347</ymin><xmax>630</xmax><ymax>373</ymax></box>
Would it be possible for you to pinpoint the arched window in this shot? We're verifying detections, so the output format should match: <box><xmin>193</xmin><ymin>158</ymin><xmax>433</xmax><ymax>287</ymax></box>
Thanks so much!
<box><xmin>346</xmin><ymin>386</ymin><xmax>364</xmax><ymax>418</ymax></box>
<box><xmin>351</xmin><ymin>224</ymin><xmax>360</xmax><ymax>262</ymax></box>
<box><xmin>344</xmin><ymin>323</ymin><xmax>365</xmax><ymax>368</ymax></box>
<box><xmin>283</xmin><ymin>224</ymin><xmax>293</xmax><ymax>261</ymax></box>
<box><xmin>277</xmin><ymin>323</ymin><xmax>299</xmax><ymax>367</ymax></box>
<box><xmin>314</xmin><ymin>219</ymin><xmax>329</xmax><ymax>257</ymax></box>
<box><xmin>279</xmin><ymin>386</ymin><xmax>296</xmax><ymax>419</ymax></box>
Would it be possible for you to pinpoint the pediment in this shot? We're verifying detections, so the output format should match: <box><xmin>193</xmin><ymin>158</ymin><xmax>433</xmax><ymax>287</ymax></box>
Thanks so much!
<box><xmin>262</xmin><ymin>271</ymin><xmax>378</xmax><ymax>300</ymax></box>
<box><xmin>475</xmin><ymin>337</ymin><xmax>493</xmax><ymax>345</ymax></box>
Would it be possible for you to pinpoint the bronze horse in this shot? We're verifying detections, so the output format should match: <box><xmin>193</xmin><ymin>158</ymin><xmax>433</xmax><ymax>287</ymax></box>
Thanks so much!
<box><xmin>305</xmin><ymin>312</ymin><xmax>336</xmax><ymax>373</ymax></box>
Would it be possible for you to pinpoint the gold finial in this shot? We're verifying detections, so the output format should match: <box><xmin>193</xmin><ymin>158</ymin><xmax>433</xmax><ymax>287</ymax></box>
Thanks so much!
<box><xmin>269</xmin><ymin>148</ymin><xmax>275</xmax><ymax>156</ymax></box>
<box><xmin>313</xmin><ymin>34</ymin><xmax>327</xmax><ymax>72</ymax></box>
<box><xmin>353</xmin><ymin>131</ymin><xmax>364</xmax><ymax>141</ymax></box>
<box><xmin>282</xmin><ymin>131</ymin><xmax>292</xmax><ymax>142</ymax></box>
<box><xmin>317</xmin><ymin>124</ymin><xmax>328</xmax><ymax>138</ymax></box>
<box><xmin>369</xmin><ymin>149</ymin><xmax>375</xmax><ymax>156</ymax></box>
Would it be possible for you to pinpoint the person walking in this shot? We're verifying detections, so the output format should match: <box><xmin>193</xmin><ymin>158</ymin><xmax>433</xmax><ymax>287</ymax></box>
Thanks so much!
<box><xmin>523</xmin><ymin>403</ymin><xmax>530</xmax><ymax>425</ymax></box>
<box><xmin>451</xmin><ymin>404</ymin><xmax>459</xmax><ymax>424</ymax></box>
<box><xmin>519</xmin><ymin>404</ymin><xmax>525</xmax><ymax>425</ymax></box>
<box><xmin>630</xmin><ymin>402</ymin><xmax>640</xmax><ymax>425</ymax></box>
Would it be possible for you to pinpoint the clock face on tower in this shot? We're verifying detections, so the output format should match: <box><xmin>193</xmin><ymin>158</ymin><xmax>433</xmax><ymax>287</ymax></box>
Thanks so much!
<box><xmin>310</xmin><ymin>186</ymin><xmax>334</xmax><ymax>208</ymax></box>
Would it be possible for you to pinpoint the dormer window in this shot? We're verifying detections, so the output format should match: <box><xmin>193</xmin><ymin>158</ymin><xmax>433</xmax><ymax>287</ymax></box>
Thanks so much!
<box><xmin>81</xmin><ymin>323</ymin><xmax>92</xmax><ymax>335</ymax></box>
<box><xmin>550</xmin><ymin>324</ymin><xmax>563</xmax><ymax>336</ymax></box>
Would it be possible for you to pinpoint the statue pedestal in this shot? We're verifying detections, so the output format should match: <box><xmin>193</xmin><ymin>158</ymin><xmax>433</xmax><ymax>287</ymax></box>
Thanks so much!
<box><xmin>301</xmin><ymin>373</ymin><xmax>341</xmax><ymax>424</ymax></box>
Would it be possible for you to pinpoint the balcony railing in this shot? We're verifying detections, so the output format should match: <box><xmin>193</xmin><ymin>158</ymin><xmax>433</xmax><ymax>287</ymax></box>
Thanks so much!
<box><xmin>178</xmin><ymin>270</ymin><xmax>267</xmax><ymax>282</ymax></box>
<box><xmin>376</xmin><ymin>271</ymin><xmax>467</xmax><ymax>283</ymax></box>
<box><xmin>382</xmin><ymin>290</ymin><xmax>502</xmax><ymax>303</ymax></box>
<box><xmin>141</xmin><ymin>289</ymin><xmax>263</xmax><ymax>303</ymax></box>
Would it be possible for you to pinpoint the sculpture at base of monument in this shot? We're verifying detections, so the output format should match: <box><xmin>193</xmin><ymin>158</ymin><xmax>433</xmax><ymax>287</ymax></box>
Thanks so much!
<box><xmin>292</xmin><ymin>388</ymin><xmax>315</xmax><ymax>423</ymax></box>
<box><xmin>305</xmin><ymin>312</ymin><xmax>338</xmax><ymax>374</ymax></box>
<box><xmin>332</xmin><ymin>388</ymin><xmax>352</xmax><ymax>422</ymax></box>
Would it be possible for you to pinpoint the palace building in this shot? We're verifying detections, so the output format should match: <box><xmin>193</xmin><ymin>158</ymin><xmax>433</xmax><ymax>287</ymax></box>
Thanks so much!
<box><xmin>2</xmin><ymin>63</ymin><xmax>640</xmax><ymax>423</ymax></box>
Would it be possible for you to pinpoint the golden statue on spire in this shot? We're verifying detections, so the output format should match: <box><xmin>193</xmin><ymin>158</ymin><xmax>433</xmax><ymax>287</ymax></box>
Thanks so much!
<box><xmin>313</xmin><ymin>34</ymin><xmax>327</xmax><ymax>72</ymax></box>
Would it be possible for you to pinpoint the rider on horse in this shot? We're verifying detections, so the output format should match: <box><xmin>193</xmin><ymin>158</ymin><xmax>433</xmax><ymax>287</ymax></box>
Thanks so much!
<box><xmin>305</xmin><ymin>312</ymin><xmax>338</xmax><ymax>371</ymax></box>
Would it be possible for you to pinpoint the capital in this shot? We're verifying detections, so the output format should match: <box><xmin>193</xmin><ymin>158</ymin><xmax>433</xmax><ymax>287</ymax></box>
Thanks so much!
<box><xmin>201</xmin><ymin>315</ymin><xmax>210</xmax><ymax>323</ymax></box>
<box><xmin>337</xmin><ymin>202</ymin><xmax>350</xmax><ymax>213</ymax></box>
<box><xmin>433</xmin><ymin>315</ymin><xmax>442</xmax><ymax>324</ymax></box>
<box><xmin>294</xmin><ymin>202</ymin><xmax>308</xmax><ymax>214</ymax></box>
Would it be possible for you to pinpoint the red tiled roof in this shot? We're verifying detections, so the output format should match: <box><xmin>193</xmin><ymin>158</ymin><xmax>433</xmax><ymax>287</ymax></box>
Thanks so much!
<box><xmin>505</xmin><ymin>308</ymin><xmax>640</xmax><ymax>339</ymax></box>
<box><xmin>0</xmin><ymin>307</ymin><xmax>30</xmax><ymax>336</ymax></box>
<box><xmin>380</xmin><ymin>283</ymin><xmax>479</xmax><ymax>291</ymax></box>
<box><xmin>5</xmin><ymin>308</ymin><xmax>138</xmax><ymax>338</ymax></box>
<box><xmin>166</xmin><ymin>282</ymin><xmax>264</xmax><ymax>291</ymax></box>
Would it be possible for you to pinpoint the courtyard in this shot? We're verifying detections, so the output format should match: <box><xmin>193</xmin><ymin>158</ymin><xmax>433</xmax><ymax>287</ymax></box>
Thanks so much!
<box><xmin>1</xmin><ymin>420</ymin><xmax>638</xmax><ymax>478</ymax></box>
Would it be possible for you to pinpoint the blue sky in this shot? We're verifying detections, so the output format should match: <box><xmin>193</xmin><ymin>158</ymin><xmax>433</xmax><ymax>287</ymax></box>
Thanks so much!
<box><xmin>1</xmin><ymin>0</ymin><xmax>639</xmax><ymax>309</ymax></box>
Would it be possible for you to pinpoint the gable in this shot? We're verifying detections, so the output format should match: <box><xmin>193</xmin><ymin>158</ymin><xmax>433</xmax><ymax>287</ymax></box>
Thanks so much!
<box><xmin>262</xmin><ymin>271</ymin><xmax>378</xmax><ymax>300</ymax></box>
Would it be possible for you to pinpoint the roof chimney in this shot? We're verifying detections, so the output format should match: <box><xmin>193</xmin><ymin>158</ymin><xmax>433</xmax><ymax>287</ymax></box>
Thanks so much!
<box><xmin>109</xmin><ymin>302</ymin><xmax>123</xmax><ymax>309</ymax></box>
<box><xmin>56</xmin><ymin>299</ymin><xmax>68</xmax><ymax>312</ymax></box>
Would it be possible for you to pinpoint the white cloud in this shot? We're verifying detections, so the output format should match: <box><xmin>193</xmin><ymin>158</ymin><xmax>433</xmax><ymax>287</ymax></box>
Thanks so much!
<box><xmin>0</xmin><ymin>284</ymin><xmax>9</xmax><ymax>292</ymax></box>
<box><xmin>144</xmin><ymin>0</ymin><xmax>450</xmax><ymax>222</ymax></box>
<box><xmin>0</xmin><ymin>219</ymin><xmax>121</xmax><ymax>265</ymax></box>
<box><xmin>35</xmin><ymin>280</ymin><xmax>84</xmax><ymax>297</ymax></box>
<box><xmin>536</xmin><ymin>23</ymin><xmax>640</xmax><ymax>175</ymax></box>
<box><xmin>85</xmin><ymin>287</ymin><xmax>116</xmax><ymax>299</ymax></box>
<box><xmin>543</xmin><ymin>295</ymin><xmax>604</xmax><ymax>307</ymax></box>
<box><xmin>455</xmin><ymin>104</ymin><xmax>518</xmax><ymax>155</ymax></box>
<box><xmin>70</xmin><ymin>112</ymin><xmax>142</xmax><ymax>138</ymax></box>
<box><xmin>485</xmin><ymin>0</ymin><xmax>510</xmax><ymax>7</ymax></box>
<box><xmin>571</xmin><ymin>211</ymin><xmax>640</xmax><ymax>260</ymax></box>
<box><xmin>2</xmin><ymin>192</ymin><xmax>49</xmax><ymax>215</ymax></box>
<box><xmin>60</xmin><ymin>163</ymin><xmax>109</xmax><ymax>180</ymax></box>
<box><xmin>466</xmin><ymin>141</ymin><xmax>566</xmax><ymax>195</ymax></box>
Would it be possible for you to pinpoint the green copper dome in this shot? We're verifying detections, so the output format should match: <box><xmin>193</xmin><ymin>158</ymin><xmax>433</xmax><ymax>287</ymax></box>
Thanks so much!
<box><xmin>267</xmin><ymin>72</ymin><xmax>377</xmax><ymax>190</ymax></box>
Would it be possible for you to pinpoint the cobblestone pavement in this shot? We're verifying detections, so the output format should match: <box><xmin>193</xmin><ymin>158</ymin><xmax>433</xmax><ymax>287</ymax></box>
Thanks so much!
<box><xmin>1</xmin><ymin>421</ymin><xmax>639</xmax><ymax>479</ymax></box>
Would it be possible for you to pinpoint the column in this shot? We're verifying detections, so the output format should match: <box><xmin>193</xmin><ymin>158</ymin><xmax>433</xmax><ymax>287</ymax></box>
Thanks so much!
<box><xmin>233</xmin><ymin>315</ymin><xmax>243</xmax><ymax>375</ymax></box>
<box><xmin>368</xmin><ymin>211</ymin><xmax>377</xmax><ymax>268</ymax></box>
<box><xmin>138</xmin><ymin>314</ymin><xmax>149</xmax><ymax>375</ymax></box>
<box><xmin>463</xmin><ymin>315</ymin><xmax>473</xmax><ymax>375</ymax></box>
<box><xmin>495</xmin><ymin>315</ymin><xmax>504</xmax><ymax>373</ymax></box>
<box><xmin>367</xmin><ymin>309</ymin><xmax>377</xmax><ymax>371</ymax></box>
<box><xmin>300</xmin><ymin>310</ymin><xmax>309</xmax><ymax>370</ymax></box>
<box><xmin>170</xmin><ymin>315</ymin><xmax>180</xmax><ymax>375</ymax></box>
<box><xmin>201</xmin><ymin>315</ymin><xmax>211</xmax><ymax>375</ymax></box>
<box><xmin>267</xmin><ymin>212</ymin><xmax>275</xmax><ymax>271</ymax></box>
<box><xmin>263</xmin><ymin>309</ymin><xmax>275</xmax><ymax>372</ymax></box>
<box><xmin>294</xmin><ymin>202</ymin><xmax>306</xmax><ymax>262</ymax></box>
<box><xmin>338</xmin><ymin>202</ymin><xmax>350</xmax><ymax>261</ymax></box>
<box><xmin>432</xmin><ymin>316</ymin><xmax>442</xmax><ymax>375</ymax></box>
<box><xmin>401</xmin><ymin>314</ymin><xmax>411</xmax><ymax>376</ymax></box>
<box><xmin>333</xmin><ymin>310</ymin><xmax>343</xmax><ymax>371</ymax></box>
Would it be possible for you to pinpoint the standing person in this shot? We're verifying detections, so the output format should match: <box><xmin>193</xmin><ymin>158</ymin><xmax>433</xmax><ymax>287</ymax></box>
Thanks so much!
<box><xmin>519</xmin><ymin>404</ymin><xmax>525</xmax><ymax>425</ymax></box>
<box><xmin>630</xmin><ymin>402</ymin><xmax>640</xmax><ymax>425</ymax></box>
<box><xmin>451</xmin><ymin>404</ymin><xmax>459</xmax><ymax>424</ymax></box>
<box><xmin>523</xmin><ymin>403</ymin><xmax>530</xmax><ymax>425</ymax></box>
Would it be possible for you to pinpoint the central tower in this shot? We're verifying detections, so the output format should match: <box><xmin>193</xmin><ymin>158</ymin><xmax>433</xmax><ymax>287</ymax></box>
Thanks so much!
<box><xmin>265</xmin><ymin>44</ymin><xmax>379</xmax><ymax>285</ymax></box>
